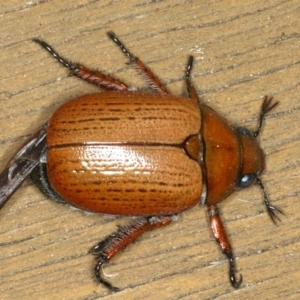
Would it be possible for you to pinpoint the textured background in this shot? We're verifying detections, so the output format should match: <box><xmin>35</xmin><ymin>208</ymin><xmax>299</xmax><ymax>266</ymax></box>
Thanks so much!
<box><xmin>0</xmin><ymin>1</ymin><xmax>299</xmax><ymax>299</ymax></box>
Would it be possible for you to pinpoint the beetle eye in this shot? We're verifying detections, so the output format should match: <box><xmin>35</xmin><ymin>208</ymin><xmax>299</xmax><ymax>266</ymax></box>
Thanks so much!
<box><xmin>236</xmin><ymin>127</ymin><xmax>252</xmax><ymax>137</ymax></box>
<box><xmin>238</xmin><ymin>173</ymin><xmax>256</xmax><ymax>188</ymax></box>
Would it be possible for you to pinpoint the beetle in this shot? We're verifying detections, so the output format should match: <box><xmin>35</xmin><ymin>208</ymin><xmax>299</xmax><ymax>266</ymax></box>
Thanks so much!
<box><xmin>0</xmin><ymin>32</ymin><xmax>282</xmax><ymax>291</ymax></box>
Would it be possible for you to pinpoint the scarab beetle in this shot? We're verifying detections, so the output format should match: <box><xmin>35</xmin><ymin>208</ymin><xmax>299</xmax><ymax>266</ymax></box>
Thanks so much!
<box><xmin>0</xmin><ymin>32</ymin><xmax>282</xmax><ymax>291</ymax></box>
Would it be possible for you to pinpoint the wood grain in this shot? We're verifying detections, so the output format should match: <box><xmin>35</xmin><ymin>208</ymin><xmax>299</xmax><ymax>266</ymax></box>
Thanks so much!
<box><xmin>0</xmin><ymin>1</ymin><xmax>299</xmax><ymax>299</ymax></box>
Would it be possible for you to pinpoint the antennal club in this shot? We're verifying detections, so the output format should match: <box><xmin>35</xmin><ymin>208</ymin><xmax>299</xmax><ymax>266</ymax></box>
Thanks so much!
<box><xmin>256</xmin><ymin>177</ymin><xmax>284</xmax><ymax>224</ymax></box>
<box><xmin>254</xmin><ymin>96</ymin><xmax>279</xmax><ymax>137</ymax></box>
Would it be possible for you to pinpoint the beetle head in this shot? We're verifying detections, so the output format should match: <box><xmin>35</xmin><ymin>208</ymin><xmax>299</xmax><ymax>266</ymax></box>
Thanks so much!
<box><xmin>236</xmin><ymin>127</ymin><xmax>265</xmax><ymax>188</ymax></box>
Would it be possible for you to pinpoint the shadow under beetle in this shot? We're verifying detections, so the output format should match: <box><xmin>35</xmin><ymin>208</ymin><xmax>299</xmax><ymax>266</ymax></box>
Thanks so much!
<box><xmin>0</xmin><ymin>32</ymin><xmax>283</xmax><ymax>291</ymax></box>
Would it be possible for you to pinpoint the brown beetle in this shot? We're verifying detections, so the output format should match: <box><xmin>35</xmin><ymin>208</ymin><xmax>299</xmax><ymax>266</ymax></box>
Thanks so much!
<box><xmin>0</xmin><ymin>32</ymin><xmax>282</xmax><ymax>291</ymax></box>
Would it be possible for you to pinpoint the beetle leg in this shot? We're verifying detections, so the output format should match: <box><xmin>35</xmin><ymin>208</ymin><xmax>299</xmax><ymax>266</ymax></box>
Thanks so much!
<box><xmin>90</xmin><ymin>215</ymin><xmax>173</xmax><ymax>291</ymax></box>
<box><xmin>208</xmin><ymin>205</ymin><xmax>243</xmax><ymax>289</ymax></box>
<box><xmin>107</xmin><ymin>32</ymin><xmax>169</xmax><ymax>94</ymax></box>
<box><xmin>32</xmin><ymin>39</ymin><xmax>129</xmax><ymax>91</ymax></box>
<box><xmin>0</xmin><ymin>126</ymin><xmax>47</xmax><ymax>209</ymax></box>
<box><xmin>185</xmin><ymin>56</ymin><xmax>200</xmax><ymax>103</ymax></box>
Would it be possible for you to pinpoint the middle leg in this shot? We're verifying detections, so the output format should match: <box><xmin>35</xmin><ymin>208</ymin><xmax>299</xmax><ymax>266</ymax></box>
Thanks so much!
<box><xmin>108</xmin><ymin>32</ymin><xmax>169</xmax><ymax>94</ymax></box>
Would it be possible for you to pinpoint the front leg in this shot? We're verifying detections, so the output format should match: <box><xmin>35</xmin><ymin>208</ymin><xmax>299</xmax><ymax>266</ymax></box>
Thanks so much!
<box><xmin>208</xmin><ymin>205</ymin><xmax>243</xmax><ymax>288</ymax></box>
<box><xmin>90</xmin><ymin>215</ymin><xmax>173</xmax><ymax>291</ymax></box>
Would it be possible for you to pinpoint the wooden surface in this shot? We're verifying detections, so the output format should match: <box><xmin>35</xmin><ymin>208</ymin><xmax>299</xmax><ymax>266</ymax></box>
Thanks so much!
<box><xmin>0</xmin><ymin>1</ymin><xmax>299</xmax><ymax>299</ymax></box>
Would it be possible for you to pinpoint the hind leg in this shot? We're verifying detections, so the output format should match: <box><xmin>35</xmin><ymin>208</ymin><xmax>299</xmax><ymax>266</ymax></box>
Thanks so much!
<box><xmin>90</xmin><ymin>215</ymin><xmax>173</xmax><ymax>291</ymax></box>
<box><xmin>33</xmin><ymin>38</ymin><xmax>129</xmax><ymax>91</ymax></box>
